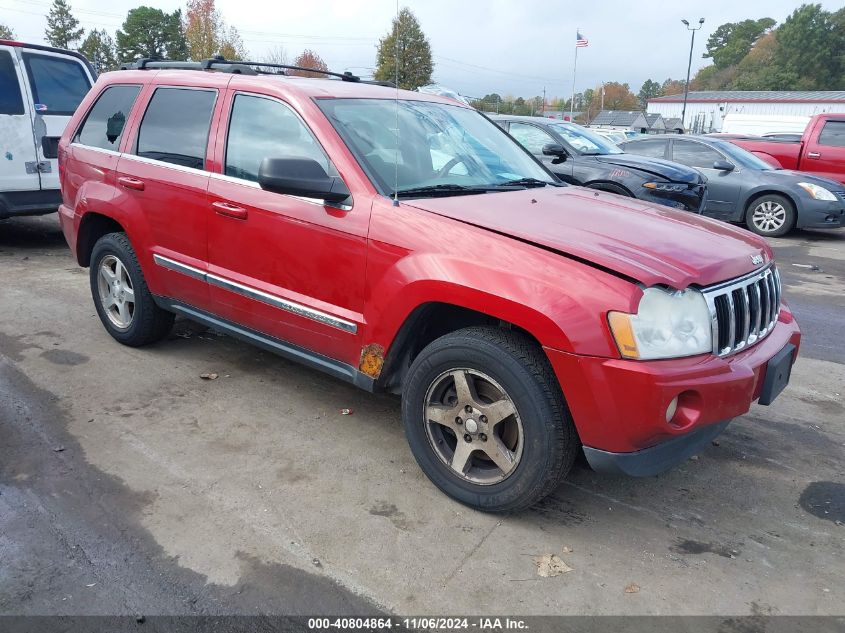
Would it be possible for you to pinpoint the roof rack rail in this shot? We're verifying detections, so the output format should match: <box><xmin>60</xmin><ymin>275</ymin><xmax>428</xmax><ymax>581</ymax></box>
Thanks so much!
<box><xmin>118</xmin><ymin>56</ymin><xmax>395</xmax><ymax>86</ymax></box>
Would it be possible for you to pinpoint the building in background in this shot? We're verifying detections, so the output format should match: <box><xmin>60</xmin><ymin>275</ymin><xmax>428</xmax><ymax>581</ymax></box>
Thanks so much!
<box><xmin>647</xmin><ymin>90</ymin><xmax>845</xmax><ymax>134</ymax></box>
<box><xmin>589</xmin><ymin>110</ymin><xmax>648</xmax><ymax>132</ymax></box>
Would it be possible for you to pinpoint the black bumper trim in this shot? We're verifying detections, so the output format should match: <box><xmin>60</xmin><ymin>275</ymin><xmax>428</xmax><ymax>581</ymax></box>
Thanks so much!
<box><xmin>583</xmin><ymin>420</ymin><xmax>731</xmax><ymax>477</ymax></box>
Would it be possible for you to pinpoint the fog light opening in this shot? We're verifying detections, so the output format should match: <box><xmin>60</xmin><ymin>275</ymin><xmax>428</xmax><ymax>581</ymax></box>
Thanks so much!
<box><xmin>665</xmin><ymin>397</ymin><xmax>679</xmax><ymax>423</ymax></box>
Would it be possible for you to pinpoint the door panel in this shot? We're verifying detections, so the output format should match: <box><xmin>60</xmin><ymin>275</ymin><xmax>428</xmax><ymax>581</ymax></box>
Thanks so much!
<box><xmin>19</xmin><ymin>49</ymin><xmax>94</xmax><ymax>191</ymax></box>
<box><xmin>804</xmin><ymin>119</ymin><xmax>845</xmax><ymax>184</ymax></box>
<box><xmin>207</xmin><ymin>91</ymin><xmax>369</xmax><ymax>364</ymax></box>
<box><xmin>671</xmin><ymin>140</ymin><xmax>740</xmax><ymax>218</ymax></box>
<box><xmin>115</xmin><ymin>87</ymin><xmax>218</xmax><ymax>309</ymax></box>
<box><xmin>0</xmin><ymin>47</ymin><xmax>39</xmax><ymax>193</ymax></box>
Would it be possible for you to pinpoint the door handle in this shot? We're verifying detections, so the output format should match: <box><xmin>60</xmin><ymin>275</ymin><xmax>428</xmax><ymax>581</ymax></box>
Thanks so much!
<box><xmin>212</xmin><ymin>200</ymin><xmax>248</xmax><ymax>220</ymax></box>
<box><xmin>807</xmin><ymin>152</ymin><xmax>821</xmax><ymax>159</ymax></box>
<box><xmin>117</xmin><ymin>176</ymin><xmax>145</xmax><ymax>191</ymax></box>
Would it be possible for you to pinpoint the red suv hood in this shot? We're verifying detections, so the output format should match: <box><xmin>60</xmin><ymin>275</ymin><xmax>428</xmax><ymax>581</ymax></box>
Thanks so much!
<box><xmin>404</xmin><ymin>186</ymin><xmax>771</xmax><ymax>288</ymax></box>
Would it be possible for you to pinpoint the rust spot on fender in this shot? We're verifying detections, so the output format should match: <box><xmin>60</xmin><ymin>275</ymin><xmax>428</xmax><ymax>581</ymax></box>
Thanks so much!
<box><xmin>359</xmin><ymin>344</ymin><xmax>385</xmax><ymax>378</ymax></box>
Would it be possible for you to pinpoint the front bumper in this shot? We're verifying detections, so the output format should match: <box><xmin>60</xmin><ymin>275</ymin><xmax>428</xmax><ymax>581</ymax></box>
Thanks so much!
<box><xmin>796</xmin><ymin>196</ymin><xmax>845</xmax><ymax>229</ymax></box>
<box><xmin>544</xmin><ymin>307</ymin><xmax>801</xmax><ymax>474</ymax></box>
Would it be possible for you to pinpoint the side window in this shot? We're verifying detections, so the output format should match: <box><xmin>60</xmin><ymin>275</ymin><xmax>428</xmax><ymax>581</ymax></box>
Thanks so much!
<box><xmin>74</xmin><ymin>85</ymin><xmax>141</xmax><ymax>151</ymax></box>
<box><xmin>508</xmin><ymin>123</ymin><xmax>555</xmax><ymax>155</ymax></box>
<box><xmin>0</xmin><ymin>50</ymin><xmax>24</xmax><ymax>115</ymax></box>
<box><xmin>136</xmin><ymin>88</ymin><xmax>216</xmax><ymax>170</ymax></box>
<box><xmin>817</xmin><ymin>121</ymin><xmax>845</xmax><ymax>148</ymax></box>
<box><xmin>22</xmin><ymin>53</ymin><xmax>91</xmax><ymax>116</ymax></box>
<box><xmin>625</xmin><ymin>140</ymin><xmax>667</xmax><ymax>158</ymax></box>
<box><xmin>224</xmin><ymin>93</ymin><xmax>335</xmax><ymax>182</ymax></box>
<box><xmin>671</xmin><ymin>141</ymin><xmax>724</xmax><ymax>169</ymax></box>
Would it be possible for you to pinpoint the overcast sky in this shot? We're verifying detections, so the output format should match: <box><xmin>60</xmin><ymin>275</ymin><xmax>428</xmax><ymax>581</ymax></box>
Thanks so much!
<box><xmin>4</xmin><ymin>0</ymin><xmax>842</xmax><ymax>99</ymax></box>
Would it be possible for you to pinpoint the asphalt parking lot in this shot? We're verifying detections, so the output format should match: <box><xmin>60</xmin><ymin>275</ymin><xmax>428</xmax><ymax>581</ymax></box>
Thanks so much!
<box><xmin>1</xmin><ymin>213</ymin><xmax>843</xmax><ymax>616</ymax></box>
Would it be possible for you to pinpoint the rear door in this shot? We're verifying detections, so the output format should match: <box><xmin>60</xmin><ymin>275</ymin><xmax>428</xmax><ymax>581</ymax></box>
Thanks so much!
<box><xmin>671</xmin><ymin>139</ymin><xmax>741</xmax><ymax>219</ymax></box>
<box><xmin>804</xmin><ymin>118</ymin><xmax>845</xmax><ymax>184</ymax></box>
<box><xmin>116</xmin><ymin>86</ymin><xmax>219</xmax><ymax>311</ymax></box>
<box><xmin>0</xmin><ymin>46</ymin><xmax>39</xmax><ymax>195</ymax></box>
<box><xmin>18</xmin><ymin>47</ymin><xmax>93</xmax><ymax>191</ymax></box>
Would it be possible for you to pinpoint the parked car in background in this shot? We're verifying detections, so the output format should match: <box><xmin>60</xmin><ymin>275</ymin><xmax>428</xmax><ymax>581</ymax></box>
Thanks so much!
<box><xmin>726</xmin><ymin>114</ymin><xmax>845</xmax><ymax>184</ymax></box>
<box><xmin>0</xmin><ymin>40</ymin><xmax>95</xmax><ymax>219</ymax></box>
<box><xmin>621</xmin><ymin>135</ymin><xmax>845</xmax><ymax>236</ymax></box>
<box><xmin>59</xmin><ymin>59</ymin><xmax>800</xmax><ymax>512</ymax></box>
<box><xmin>593</xmin><ymin>129</ymin><xmax>627</xmax><ymax>145</ymax></box>
<box><xmin>492</xmin><ymin>115</ymin><xmax>706</xmax><ymax>212</ymax></box>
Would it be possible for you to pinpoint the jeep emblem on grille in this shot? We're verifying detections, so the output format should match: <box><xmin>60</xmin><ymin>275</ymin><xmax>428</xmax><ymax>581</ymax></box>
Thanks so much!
<box><xmin>751</xmin><ymin>254</ymin><xmax>764</xmax><ymax>266</ymax></box>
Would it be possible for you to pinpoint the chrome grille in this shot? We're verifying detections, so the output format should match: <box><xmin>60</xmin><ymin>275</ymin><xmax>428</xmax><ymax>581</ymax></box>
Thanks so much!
<box><xmin>702</xmin><ymin>266</ymin><xmax>781</xmax><ymax>357</ymax></box>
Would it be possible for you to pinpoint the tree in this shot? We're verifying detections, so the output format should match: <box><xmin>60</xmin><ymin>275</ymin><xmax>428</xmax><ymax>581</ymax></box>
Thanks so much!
<box><xmin>637</xmin><ymin>79</ymin><xmax>661</xmax><ymax>108</ymax></box>
<box><xmin>261</xmin><ymin>46</ymin><xmax>288</xmax><ymax>66</ymax></box>
<box><xmin>116</xmin><ymin>7</ymin><xmax>187</xmax><ymax>63</ymax></box>
<box><xmin>773</xmin><ymin>4</ymin><xmax>842</xmax><ymax>90</ymax></box>
<box><xmin>600</xmin><ymin>82</ymin><xmax>639</xmax><ymax>110</ymax></box>
<box><xmin>703</xmin><ymin>18</ymin><xmax>776</xmax><ymax>69</ymax></box>
<box><xmin>0</xmin><ymin>23</ymin><xmax>15</xmax><ymax>39</ymax></box>
<box><xmin>184</xmin><ymin>0</ymin><xmax>247</xmax><ymax>61</ymax></box>
<box><xmin>661</xmin><ymin>78</ymin><xmax>686</xmax><ymax>96</ymax></box>
<box><xmin>289</xmin><ymin>49</ymin><xmax>328</xmax><ymax>77</ymax></box>
<box><xmin>79</xmin><ymin>29</ymin><xmax>118</xmax><ymax>72</ymax></box>
<box><xmin>374</xmin><ymin>7</ymin><xmax>433</xmax><ymax>90</ymax></box>
<box><xmin>44</xmin><ymin>0</ymin><xmax>84</xmax><ymax>49</ymax></box>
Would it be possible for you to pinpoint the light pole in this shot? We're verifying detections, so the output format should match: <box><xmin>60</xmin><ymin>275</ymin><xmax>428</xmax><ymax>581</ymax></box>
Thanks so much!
<box><xmin>681</xmin><ymin>17</ymin><xmax>705</xmax><ymax>133</ymax></box>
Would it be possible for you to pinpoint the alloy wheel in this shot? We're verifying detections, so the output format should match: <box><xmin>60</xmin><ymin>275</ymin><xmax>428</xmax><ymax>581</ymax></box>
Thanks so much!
<box><xmin>751</xmin><ymin>201</ymin><xmax>787</xmax><ymax>233</ymax></box>
<box><xmin>97</xmin><ymin>254</ymin><xmax>135</xmax><ymax>330</ymax></box>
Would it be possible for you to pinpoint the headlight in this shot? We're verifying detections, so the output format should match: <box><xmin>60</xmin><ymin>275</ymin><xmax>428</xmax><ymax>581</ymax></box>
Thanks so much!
<box><xmin>608</xmin><ymin>287</ymin><xmax>712</xmax><ymax>360</ymax></box>
<box><xmin>797</xmin><ymin>182</ymin><xmax>837</xmax><ymax>201</ymax></box>
<box><xmin>643</xmin><ymin>182</ymin><xmax>687</xmax><ymax>193</ymax></box>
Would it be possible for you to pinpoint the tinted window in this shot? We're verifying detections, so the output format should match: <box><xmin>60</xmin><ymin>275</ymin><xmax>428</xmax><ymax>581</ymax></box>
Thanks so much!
<box><xmin>624</xmin><ymin>139</ymin><xmax>667</xmax><ymax>158</ymax></box>
<box><xmin>74</xmin><ymin>85</ymin><xmax>141</xmax><ymax>151</ymax></box>
<box><xmin>225</xmin><ymin>94</ymin><xmax>334</xmax><ymax>182</ymax></box>
<box><xmin>508</xmin><ymin>123</ymin><xmax>555</xmax><ymax>154</ymax></box>
<box><xmin>22</xmin><ymin>53</ymin><xmax>91</xmax><ymax>116</ymax></box>
<box><xmin>671</xmin><ymin>141</ymin><xmax>724</xmax><ymax>169</ymax></box>
<box><xmin>0</xmin><ymin>50</ymin><xmax>24</xmax><ymax>115</ymax></box>
<box><xmin>137</xmin><ymin>88</ymin><xmax>216</xmax><ymax>170</ymax></box>
<box><xmin>818</xmin><ymin>121</ymin><xmax>845</xmax><ymax>147</ymax></box>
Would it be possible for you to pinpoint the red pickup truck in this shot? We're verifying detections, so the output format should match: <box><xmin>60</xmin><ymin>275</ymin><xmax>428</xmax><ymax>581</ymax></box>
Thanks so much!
<box><xmin>728</xmin><ymin>114</ymin><xmax>845</xmax><ymax>184</ymax></box>
<box><xmin>57</xmin><ymin>59</ymin><xmax>801</xmax><ymax>511</ymax></box>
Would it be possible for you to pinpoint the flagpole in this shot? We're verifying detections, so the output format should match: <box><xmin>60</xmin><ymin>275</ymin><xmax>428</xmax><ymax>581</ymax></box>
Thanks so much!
<box><xmin>570</xmin><ymin>30</ymin><xmax>578</xmax><ymax>121</ymax></box>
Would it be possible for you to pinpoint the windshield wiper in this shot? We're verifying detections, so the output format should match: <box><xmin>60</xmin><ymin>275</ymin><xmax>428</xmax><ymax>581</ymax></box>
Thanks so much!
<box><xmin>495</xmin><ymin>177</ymin><xmax>558</xmax><ymax>188</ymax></box>
<box><xmin>392</xmin><ymin>184</ymin><xmax>490</xmax><ymax>198</ymax></box>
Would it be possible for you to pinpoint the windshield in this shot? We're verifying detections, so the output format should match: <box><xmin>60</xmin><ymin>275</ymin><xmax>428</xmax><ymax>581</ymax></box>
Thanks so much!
<box><xmin>547</xmin><ymin>122</ymin><xmax>623</xmax><ymax>155</ymax></box>
<box><xmin>713</xmin><ymin>139</ymin><xmax>775</xmax><ymax>171</ymax></box>
<box><xmin>317</xmin><ymin>98</ymin><xmax>556</xmax><ymax>196</ymax></box>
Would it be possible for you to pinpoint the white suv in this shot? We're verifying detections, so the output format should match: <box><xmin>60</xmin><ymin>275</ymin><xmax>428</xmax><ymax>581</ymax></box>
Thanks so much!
<box><xmin>0</xmin><ymin>40</ymin><xmax>94</xmax><ymax>219</ymax></box>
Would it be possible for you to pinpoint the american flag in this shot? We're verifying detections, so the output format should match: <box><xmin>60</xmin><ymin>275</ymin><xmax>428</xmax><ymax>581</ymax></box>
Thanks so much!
<box><xmin>576</xmin><ymin>31</ymin><xmax>589</xmax><ymax>47</ymax></box>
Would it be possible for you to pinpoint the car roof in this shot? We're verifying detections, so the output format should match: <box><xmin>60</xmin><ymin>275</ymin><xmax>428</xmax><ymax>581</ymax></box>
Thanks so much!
<box><xmin>100</xmin><ymin>69</ymin><xmax>464</xmax><ymax>106</ymax></box>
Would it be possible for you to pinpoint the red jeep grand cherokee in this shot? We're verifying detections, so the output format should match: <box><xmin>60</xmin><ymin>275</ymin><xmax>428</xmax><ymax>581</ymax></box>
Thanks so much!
<box><xmin>58</xmin><ymin>60</ymin><xmax>801</xmax><ymax>511</ymax></box>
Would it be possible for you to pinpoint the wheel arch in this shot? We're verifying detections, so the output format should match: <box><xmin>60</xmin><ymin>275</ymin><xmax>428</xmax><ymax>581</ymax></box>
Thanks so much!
<box><xmin>76</xmin><ymin>211</ymin><xmax>128</xmax><ymax>267</ymax></box>
<box><xmin>742</xmin><ymin>189</ymin><xmax>798</xmax><ymax>222</ymax></box>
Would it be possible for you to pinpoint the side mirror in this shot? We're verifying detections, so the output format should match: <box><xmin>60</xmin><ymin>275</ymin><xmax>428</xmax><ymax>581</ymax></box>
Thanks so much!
<box><xmin>258</xmin><ymin>158</ymin><xmax>351</xmax><ymax>203</ymax></box>
<box><xmin>712</xmin><ymin>160</ymin><xmax>735</xmax><ymax>172</ymax></box>
<box><xmin>542</xmin><ymin>143</ymin><xmax>568</xmax><ymax>163</ymax></box>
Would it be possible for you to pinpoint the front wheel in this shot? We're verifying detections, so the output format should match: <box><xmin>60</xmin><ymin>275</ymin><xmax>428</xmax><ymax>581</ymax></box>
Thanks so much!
<box><xmin>745</xmin><ymin>194</ymin><xmax>796</xmax><ymax>237</ymax></box>
<box><xmin>401</xmin><ymin>327</ymin><xmax>578</xmax><ymax>512</ymax></box>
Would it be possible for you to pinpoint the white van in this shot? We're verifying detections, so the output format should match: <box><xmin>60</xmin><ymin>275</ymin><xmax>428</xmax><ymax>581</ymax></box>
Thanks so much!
<box><xmin>0</xmin><ymin>40</ymin><xmax>94</xmax><ymax>219</ymax></box>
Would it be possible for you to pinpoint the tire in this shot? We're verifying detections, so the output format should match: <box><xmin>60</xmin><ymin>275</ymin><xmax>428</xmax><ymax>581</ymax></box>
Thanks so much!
<box><xmin>401</xmin><ymin>327</ymin><xmax>578</xmax><ymax>512</ymax></box>
<box><xmin>89</xmin><ymin>232</ymin><xmax>174</xmax><ymax>346</ymax></box>
<box><xmin>745</xmin><ymin>194</ymin><xmax>796</xmax><ymax>237</ymax></box>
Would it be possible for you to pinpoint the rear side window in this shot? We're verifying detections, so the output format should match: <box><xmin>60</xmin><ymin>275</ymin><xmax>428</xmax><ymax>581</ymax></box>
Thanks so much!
<box><xmin>22</xmin><ymin>53</ymin><xmax>91</xmax><ymax>116</ymax></box>
<box><xmin>136</xmin><ymin>88</ymin><xmax>216</xmax><ymax>170</ymax></box>
<box><xmin>0</xmin><ymin>50</ymin><xmax>24</xmax><ymax>115</ymax></box>
<box><xmin>818</xmin><ymin>121</ymin><xmax>845</xmax><ymax>148</ymax></box>
<box><xmin>624</xmin><ymin>139</ymin><xmax>668</xmax><ymax>158</ymax></box>
<box><xmin>74</xmin><ymin>85</ymin><xmax>141</xmax><ymax>151</ymax></box>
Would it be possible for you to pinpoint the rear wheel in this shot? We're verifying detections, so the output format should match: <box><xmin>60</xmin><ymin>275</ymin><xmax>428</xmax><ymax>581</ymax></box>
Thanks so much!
<box><xmin>745</xmin><ymin>194</ymin><xmax>795</xmax><ymax>237</ymax></box>
<box><xmin>90</xmin><ymin>232</ymin><xmax>174</xmax><ymax>346</ymax></box>
<box><xmin>401</xmin><ymin>327</ymin><xmax>578</xmax><ymax>512</ymax></box>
